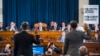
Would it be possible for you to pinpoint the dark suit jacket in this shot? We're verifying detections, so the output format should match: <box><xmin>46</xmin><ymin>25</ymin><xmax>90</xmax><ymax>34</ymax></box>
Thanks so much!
<box><xmin>49</xmin><ymin>26</ymin><xmax>59</xmax><ymax>31</ymax></box>
<box><xmin>7</xmin><ymin>26</ymin><xmax>18</xmax><ymax>31</ymax></box>
<box><xmin>89</xmin><ymin>24</ymin><xmax>95</xmax><ymax>30</ymax></box>
<box><xmin>62</xmin><ymin>30</ymin><xmax>88</xmax><ymax>56</ymax></box>
<box><xmin>1</xmin><ymin>48</ymin><xmax>13</xmax><ymax>54</ymax></box>
<box><xmin>14</xmin><ymin>31</ymin><xmax>40</xmax><ymax>56</ymax></box>
<box><xmin>0</xmin><ymin>27</ymin><xmax>3</xmax><ymax>31</ymax></box>
<box><xmin>49</xmin><ymin>26</ymin><xmax>54</xmax><ymax>30</ymax></box>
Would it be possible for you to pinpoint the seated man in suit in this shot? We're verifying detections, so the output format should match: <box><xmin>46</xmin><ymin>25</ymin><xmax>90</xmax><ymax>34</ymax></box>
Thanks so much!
<box><xmin>59</xmin><ymin>22</ymin><xmax>67</xmax><ymax>31</ymax></box>
<box><xmin>0</xmin><ymin>22</ymin><xmax>4</xmax><ymax>31</ymax></box>
<box><xmin>89</xmin><ymin>24</ymin><xmax>95</xmax><ymax>30</ymax></box>
<box><xmin>66</xmin><ymin>24</ymin><xmax>71</xmax><ymax>32</ymax></box>
<box><xmin>6</xmin><ymin>22</ymin><xmax>18</xmax><ymax>31</ymax></box>
<box><xmin>89</xmin><ymin>23</ymin><xmax>99</xmax><ymax>32</ymax></box>
<box><xmin>50</xmin><ymin>22</ymin><xmax>59</xmax><ymax>31</ymax></box>
<box><xmin>83</xmin><ymin>23</ymin><xmax>91</xmax><ymax>40</ymax></box>
<box><xmin>38</xmin><ymin>22</ymin><xmax>45</xmax><ymax>31</ymax></box>
<box><xmin>34</xmin><ymin>22</ymin><xmax>47</xmax><ymax>31</ymax></box>
<box><xmin>49</xmin><ymin>21</ymin><xmax>54</xmax><ymax>30</ymax></box>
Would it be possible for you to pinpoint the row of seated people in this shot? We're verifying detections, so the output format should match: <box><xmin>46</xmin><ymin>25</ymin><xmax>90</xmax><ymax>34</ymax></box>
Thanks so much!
<box><xmin>0</xmin><ymin>21</ymin><xmax>100</xmax><ymax>32</ymax></box>
<box><xmin>0</xmin><ymin>21</ymin><xmax>100</xmax><ymax>41</ymax></box>
<box><xmin>1</xmin><ymin>42</ymin><xmax>100</xmax><ymax>56</ymax></box>
<box><xmin>0</xmin><ymin>42</ymin><xmax>88</xmax><ymax>56</ymax></box>
<box><xmin>0</xmin><ymin>21</ymin><xmax>70</xmax><ymax>31</ymax></box>
<box><xmin>0</xmin><ymin>42</ymin><xmax>60</xmax><ymax>55</ymax></box>
<box><xmin>0</xmin><ymin>21</ymin><xmax>100</xmax><ymax>39</ymax></box>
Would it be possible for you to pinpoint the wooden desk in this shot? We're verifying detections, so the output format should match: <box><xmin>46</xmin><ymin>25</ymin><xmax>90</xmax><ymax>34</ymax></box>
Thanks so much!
<box><xmin>84</xmin><ymin>42</ymin><xmax>100</xmax><ymax>56</ymax></box>
<box><xmin>0</xmin><ymin>31</ymin><xmax>98</xmax><ymax>42</ymax></box>
<box><xmin>90</xmin><ymin>31</ymin><xmax>95</xmax><ymax>39</ymax></box>
<box><xmin>0</xmin><ymin>31</ymin><xmax>15</xmax><ymax>42</ymax></box>
<box><xmin>0</xmin><ymin>53</ymin><xmax>12</xmax><ymax>56</ymax></box>
<box><xmin>0</xmin><ymin>31</ymin><xmax>62</xmax><ymax>42</ymax></box>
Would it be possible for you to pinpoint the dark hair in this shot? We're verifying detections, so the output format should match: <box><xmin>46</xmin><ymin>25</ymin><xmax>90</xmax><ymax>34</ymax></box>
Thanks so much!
<box><xmin>9</xmin><ymin>46</ymin><xmax>11</xmax><ymax>49</ymax></box>
<box><xmin>21</xmin><ymin>22</ymin><xmax>29</xmax><ymax>30</ymax></box>
<box><xmin>48</xmin><ymin>42</ymin><xmax>54</xmax><ymax>48</ymax></box>
<box><xmin>79</xmin><ymin>46</ymin><xmax>88</xmax><ymax>56</ymax></box>
<box><xmin>36</xmin><ymin>35</ymin><xmax>40</xmax><ymax>39</ymax></box>
<box><xmin>70</xmin><ymin>20</ymin><xmax>77</xmax><ymax>29</ymax></box>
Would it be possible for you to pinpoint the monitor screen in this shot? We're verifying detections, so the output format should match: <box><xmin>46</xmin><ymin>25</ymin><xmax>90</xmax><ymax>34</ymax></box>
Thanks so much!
<box><xmin>32</xmin><ymin>46</ymin><xmax>44</xmax><ymax>55</ymax></box>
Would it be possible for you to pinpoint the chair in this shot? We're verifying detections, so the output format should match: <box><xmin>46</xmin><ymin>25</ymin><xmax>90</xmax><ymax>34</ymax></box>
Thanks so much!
<box><xmin>34</xmin><ymin>23</ymin><xmax>47</xmax><ymax>31</ymax></box>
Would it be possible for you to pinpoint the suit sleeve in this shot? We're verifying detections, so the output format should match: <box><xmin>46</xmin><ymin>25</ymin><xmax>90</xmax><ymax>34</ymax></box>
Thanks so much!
<box><xmin>14</xmin><ymin>35</ymin><xmax>18</xmax><ymax>56</ymax></box>
<box><xmin>31</xmin><ymin>35</ymin><xmax>40</xmax><ymax>44</ymax></box>
<box><xmin>82</xmin><ymin>32</ymin><xmax>90</xmax><ymax>40</ymax></box>
<box><xmin>62</xmin><ymin>33</ymin><xmax>69</xmax><ymax>55</ymax></box>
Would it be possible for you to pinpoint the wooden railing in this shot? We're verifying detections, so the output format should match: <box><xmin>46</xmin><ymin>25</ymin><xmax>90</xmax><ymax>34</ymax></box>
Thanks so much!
<box><xmin>0</xmin><ymin>31</ymin><xmax>62</xmax><ymax>42</ymax></box>
<box><xmin>84</xmin><ymin>42</ymin><xmax>100</xmax><ymax>56</ymax></box>
<box><xmin>0</xmin><ymin>31</ymin><xmax>97</xmax><ymax>42</ymax></box>
<box><xmin>0</xmin><ymin>53</ymin><xmax>12</xmax><ymax>56</ymax></box>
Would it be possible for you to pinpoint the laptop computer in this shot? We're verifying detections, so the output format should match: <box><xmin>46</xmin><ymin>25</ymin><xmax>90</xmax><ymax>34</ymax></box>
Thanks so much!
<box><xmin>32</xmin><ymin>46</ymin><xmax>44</xmax><ymax>55</ymax></box>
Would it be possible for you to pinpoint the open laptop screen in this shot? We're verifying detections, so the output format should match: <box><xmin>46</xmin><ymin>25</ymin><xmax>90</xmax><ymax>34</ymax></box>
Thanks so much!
<box><xmin>32</xmin><ymin>46</ymin><xmax>44</xmax><ymax>55</ymax></box>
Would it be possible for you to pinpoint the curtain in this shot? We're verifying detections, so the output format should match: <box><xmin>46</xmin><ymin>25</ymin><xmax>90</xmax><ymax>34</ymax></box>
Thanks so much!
<box><xmin>89</xmin><ymin>0</ymin><xmax>100</xmax><ymax>23</ymax></box>
<box><xmin>3</xmin><ymin>0</ymin><xmax>79</xmax><ymax>29</ymax></box>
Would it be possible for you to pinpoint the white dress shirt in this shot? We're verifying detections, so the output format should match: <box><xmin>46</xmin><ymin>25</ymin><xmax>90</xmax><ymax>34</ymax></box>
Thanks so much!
<box><xmin>62</xmin><ymin>27</ymin><xmax>66</xmax><ymax>31</ymax></box>
<box><xmin>10</xmin><ymin>27</ymin><xmax>16</xmax><ymax>31</ymax></box>
<box><xmin>76</xmin><ymin>26</ymin><xmax>85</xmax><ymax>32</ymax></box>
<box><xmin>39</xmin><ymin>26</ymin><xmax>43</xmax><ymax>31</ymax></box>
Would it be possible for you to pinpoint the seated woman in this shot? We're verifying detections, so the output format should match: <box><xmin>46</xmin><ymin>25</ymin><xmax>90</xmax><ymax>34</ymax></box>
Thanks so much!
<box><xmin>1</xmin><ymin>44</ymin><xmax>13</xmax><ymax>54</ymax></box>
<box><xmin>45</xmin><ymin>42</ymin><xmax>60</xmax><ymax>55</ymax></box>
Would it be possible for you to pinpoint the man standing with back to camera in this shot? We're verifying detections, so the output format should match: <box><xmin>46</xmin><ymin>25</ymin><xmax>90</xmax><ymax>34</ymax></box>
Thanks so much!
<box><xmin>14</xmin><ymin>22</ymin><xmax>40</xmax><ymax>56</ymax></box>
<box><xmin>62</xmin><ymin>21</ymin><xmax>88</xmax><ymax>56</ymax></box>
